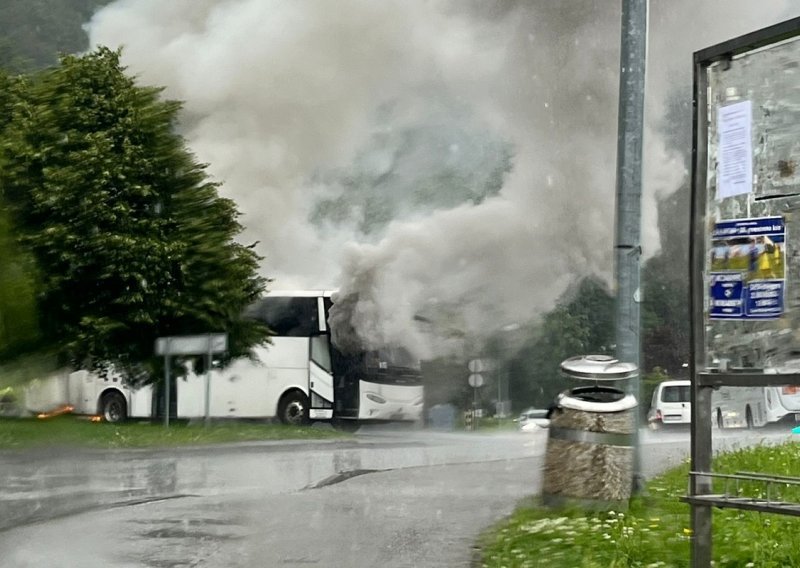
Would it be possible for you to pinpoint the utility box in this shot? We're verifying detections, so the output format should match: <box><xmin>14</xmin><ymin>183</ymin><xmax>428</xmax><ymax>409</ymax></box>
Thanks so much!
<box><xmin>542</xmin><ymin>355</ymin><xmax>638</xmax><ymax>509</ymax></box>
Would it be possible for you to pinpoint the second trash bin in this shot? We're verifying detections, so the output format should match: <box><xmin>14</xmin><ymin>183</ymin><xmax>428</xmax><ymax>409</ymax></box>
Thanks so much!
<box><xmin>542</xmin><ymin>355</ymin><xmax>638</xmax><ymax>509</ymax></box>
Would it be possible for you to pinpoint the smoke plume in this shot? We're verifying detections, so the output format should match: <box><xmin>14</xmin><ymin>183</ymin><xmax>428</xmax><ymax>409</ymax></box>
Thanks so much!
<box><xmin>88</xmin><ymin>0</ymin><xmax>796</xmax><ymax>357</ymax></box>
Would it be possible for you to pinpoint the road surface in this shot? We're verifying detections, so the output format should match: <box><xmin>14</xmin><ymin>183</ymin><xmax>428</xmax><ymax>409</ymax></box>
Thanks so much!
<box><xmin>0</xmin><ymin>425</ymin><xmax>792</xmax><ymax>567</ymax></box>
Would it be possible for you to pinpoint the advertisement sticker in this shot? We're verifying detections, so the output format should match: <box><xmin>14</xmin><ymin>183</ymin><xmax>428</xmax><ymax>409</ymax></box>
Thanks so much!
<box><xmin>709</xmin><ymin>216</ymin><xmax>785</xmax><ymax>320</ymax></box>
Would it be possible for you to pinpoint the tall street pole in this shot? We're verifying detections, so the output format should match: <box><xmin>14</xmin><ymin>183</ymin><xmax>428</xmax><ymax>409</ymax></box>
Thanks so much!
<box><xmin>614</xmin><ymin>0</ymin><xmax>647</xmax><ymax>382</ymax></box>
<box><xmin>614</xmin><ymin>0</ymin><xmax>648</xmax><ymax>488</ymax></box>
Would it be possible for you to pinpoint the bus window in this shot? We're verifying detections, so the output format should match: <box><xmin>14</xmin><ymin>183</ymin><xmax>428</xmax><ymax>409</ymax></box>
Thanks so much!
<box><xmin>311</xmin><ymin>335</ymin><xmax>332</xmax><ymax>373</ymax></box>
<box><xmin>254</xmin><ymin>297</ymin><xmax>319</xmax><ymax>336</ymax></box>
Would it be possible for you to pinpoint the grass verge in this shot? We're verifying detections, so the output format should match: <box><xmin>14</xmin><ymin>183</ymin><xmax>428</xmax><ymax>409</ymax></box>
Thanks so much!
<box><xmin>0</xmin><ymin>415</ymin><xmax>349</xmax><ymax>449</ymax></box>
<box><xmin>479</xmin><ymin>440</ymin><xmax>800</xmax><ymax>568</ymax></box>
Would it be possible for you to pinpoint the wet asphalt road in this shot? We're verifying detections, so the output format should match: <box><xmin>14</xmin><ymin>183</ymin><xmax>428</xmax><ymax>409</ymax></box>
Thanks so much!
<box><xmin>0</xmin><ymin>425</ymin><xmax>793</xmax><ymax>568</ymax></box>
<box><xmin>2</xmin><ymin>459</ymin><xmax>539</xmax><ymax>568</ymax></box>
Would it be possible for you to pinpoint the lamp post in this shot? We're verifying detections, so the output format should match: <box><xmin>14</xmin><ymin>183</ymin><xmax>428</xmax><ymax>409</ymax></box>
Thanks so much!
<box><xmin>613</xmin><ymin>0</ymin><xmax>648</xmax><ymax>492</ymax></box>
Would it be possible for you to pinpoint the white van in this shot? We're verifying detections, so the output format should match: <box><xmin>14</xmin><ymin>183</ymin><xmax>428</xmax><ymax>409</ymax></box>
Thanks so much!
<box><xmin>648</xmin><ymin>380</ymin><xmax>691</xmax><ymax>429</ymax></box>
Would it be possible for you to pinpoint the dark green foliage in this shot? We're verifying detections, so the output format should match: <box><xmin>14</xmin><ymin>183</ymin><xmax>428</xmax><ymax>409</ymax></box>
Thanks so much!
<box><xmin>507</xmin><ymin>277</ymin><xmax>614</xmax><ymax>410</ymax></box>
<box><xmin>0</xmin><ymin>47</ymin><xmax>269</xmax><ymax>379</ymax></box>
<box><xmin>641</xmin><ymin>185</ymin><xmax>690</xmax><ymax>377</ymax></box>
<box><xmin>0</xmin><ymin>0</ymin><xmax>110</xmax><ymax>73</ymax></box>
<box><xmin>0</xmin><ymin>209</ymin><xmax>41</xmax><ymax>358</ymax></box>
<box><xmin>0</xmin><ymin>71</ymin><xmax>41</xmax><ymax>359</ymax></box>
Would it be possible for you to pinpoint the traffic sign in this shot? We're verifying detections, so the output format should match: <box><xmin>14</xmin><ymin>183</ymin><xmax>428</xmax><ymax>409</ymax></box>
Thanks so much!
<box><xmin>155</xmin><ymin>334</ymin><xmax>228</xmax><ymax>356</ymax></box>
<box><xmin>468</xmin><ymin>373</ymin><xmax>484</xmax><ymax>388</ymax></box>
<box><xmin>468</xmin><ymin>359</ymin><xmax>484</xmax><ymax>373</ymax></box>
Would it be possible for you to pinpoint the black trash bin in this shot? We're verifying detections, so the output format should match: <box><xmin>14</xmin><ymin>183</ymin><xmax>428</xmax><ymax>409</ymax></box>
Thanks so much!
<box><xmin>542</xmin><ymin>355</ymin><xmax>638</xmax><ymax>510</ymax></box>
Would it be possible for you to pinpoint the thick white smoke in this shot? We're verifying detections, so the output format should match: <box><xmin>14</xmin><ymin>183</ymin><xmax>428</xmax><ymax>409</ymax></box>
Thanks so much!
<box><xmin>88</xmin><ymin>0</ymin><xmax>796</xmax><ymax>357</ymax></box>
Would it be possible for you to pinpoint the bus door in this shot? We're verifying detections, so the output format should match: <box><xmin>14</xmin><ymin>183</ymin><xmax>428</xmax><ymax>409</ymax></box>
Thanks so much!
<box><xmin>323</xmin><ymin>296</ymin><xmax>360</xmax><ymax>419</ymax></box>
<box><xmin>309</xmin><ymin>296</ymin><xmax>334</xmax><ymax>420</ymax></box>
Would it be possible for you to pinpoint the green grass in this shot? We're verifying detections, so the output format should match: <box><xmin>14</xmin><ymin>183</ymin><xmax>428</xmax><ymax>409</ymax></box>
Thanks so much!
<box><xmin>475</xmin><ymin>416</ymin><xmax>518</xmax><ymax>431</ymax></box>
<box><xmin>0</xmin><ymin>415</ymin><xmax>349</xmax><ymax>449</ymax></box>
<box><xmin>479</xmin><ymin>441</ymin><xmax>800</xmax><ymax>567</ymax></box>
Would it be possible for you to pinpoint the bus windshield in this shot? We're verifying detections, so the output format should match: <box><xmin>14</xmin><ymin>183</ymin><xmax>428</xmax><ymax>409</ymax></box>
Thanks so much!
<box><xmin>333</xmin><ymin>345</ymin><xmax>422</xmax><ymax>385</ymax></box>
<box><xmin>366</xmin><ymin>346</ymin><xmax>421</xmax><ymax>372</ymax></box>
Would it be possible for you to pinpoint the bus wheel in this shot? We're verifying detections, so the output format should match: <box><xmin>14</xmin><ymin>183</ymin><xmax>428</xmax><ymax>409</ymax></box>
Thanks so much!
<box><xmin>278</xmin><ymin>391</ymin><xmax>309</xmax><ymax>426</ymax></box>
<box><xmin>717</xmin><ymin>409</ymin><xmax>724</xmax><ymax>429</ymax></box>
<box><xmin>746</xmin><ymin>406</ymin><xmax>755</xmax><ymax>429</ymax></box>
<box><xmin>101</xmin><ymin>391</ymin><xmax>127</xmax><ymax>423</ymax></box>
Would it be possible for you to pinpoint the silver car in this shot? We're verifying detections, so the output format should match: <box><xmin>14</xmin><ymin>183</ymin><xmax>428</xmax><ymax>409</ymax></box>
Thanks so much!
<box><xmin>517</xmin><ymin>408</ymin><xmax>550</xmax><ymax>431</ymax></box>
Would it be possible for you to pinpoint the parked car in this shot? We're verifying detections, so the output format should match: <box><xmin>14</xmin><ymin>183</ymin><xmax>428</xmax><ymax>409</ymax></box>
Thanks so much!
<box><xmin>647</xmin><ymin>380</ymin><xmax>691</xmax><ymax>429</ymax></box>
<box><xmin>516</xmin><ymin>408</ymin><xmax>550</xmax><ymax>431</ymax></box>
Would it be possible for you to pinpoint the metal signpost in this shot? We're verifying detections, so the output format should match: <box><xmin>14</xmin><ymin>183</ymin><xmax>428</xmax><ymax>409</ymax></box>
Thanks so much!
<box><xmin>468</xmin><ymin>359</ymin><xmax>485</xmax><ymax>429</ymax></box>
<box><xmin>155</xmin><ymin>333</ymin><xmax>228</xmax><ymax>427</ymax></box>
<box><xmin>688</xmin><ymin>17</ymin><xmax>800</xmax><ymax>567</ymax></box>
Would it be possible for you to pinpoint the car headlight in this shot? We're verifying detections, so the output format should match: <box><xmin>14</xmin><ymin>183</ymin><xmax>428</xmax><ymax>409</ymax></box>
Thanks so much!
<box><xmin>366</xmin><ymin>393</ymin><xmax>386</xmax><ymax>404</ymax></box>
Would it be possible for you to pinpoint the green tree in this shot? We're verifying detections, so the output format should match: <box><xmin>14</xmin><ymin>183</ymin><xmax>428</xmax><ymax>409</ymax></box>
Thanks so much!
<box><xmin>0</xmin><ymin>47</ymin><xmax>269</xmax><ymax>379</ymax></box>
<box><xmin>507</xmin><ymin>277</ymin><xmax>614</xmax><ymax>409</ymax></box>
<box><xmin>0</xmin><ymin>70</ymin><xmax>41</xmax><ymax>359</ymax></box>
<box><xmin>0</xmin><ymin>0</ymin><xmax>111</xmax><ymax>73</ymax></box>
<box><xmin>641</xmin><ymin>185</ymin><xmax>690</xmax><ymax>377</ymax></box>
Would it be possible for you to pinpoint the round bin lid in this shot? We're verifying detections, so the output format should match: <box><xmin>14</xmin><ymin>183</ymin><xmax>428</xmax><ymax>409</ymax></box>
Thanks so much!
<box><xmin>558</xmin><ymin>390</ymin><xmax>638</xmax><ymax>413</ymax></box>
<box><xmin>560</xmin><ymin>354</ymin><xmax>638</xmax><ymax>381</ymax></box>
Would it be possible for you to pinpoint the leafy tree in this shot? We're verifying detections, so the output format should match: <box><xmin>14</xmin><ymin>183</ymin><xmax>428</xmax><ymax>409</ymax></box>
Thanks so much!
<box><xmin>506</xmin><ymin>277</ymin><xmax>614</xmax><ymax>410</ymax></box>
<box><xmin>639</xmin><ymin>86</ymin><xmax>692</xmax><ymax>378</ymax></box>
<box><xmin>641</xmin><ymin>185</ymin><xmax>690</xmax><ymax>376</ymax></box>
<box><xmin>0</xmin><ymin>208</ymin><xmax>40</xmax><ymax>359</ymax></box>
<box><xmin>0</xmin><ymin>47</ymin><xmax>269</xmax><ymax>380</ymax></box>
<box><xmin>0</xmin><ymin>0</ymin><xmax>110</xmax><ymax>73</ymax></box>
<box><xmin>0</xmin><ymin>71</ymin><xmax>41</xmax><ymax>359</ymax></box>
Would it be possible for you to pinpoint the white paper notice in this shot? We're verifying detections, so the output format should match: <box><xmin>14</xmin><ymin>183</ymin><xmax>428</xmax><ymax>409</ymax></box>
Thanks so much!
<box><xmin>717</xmin><ymin>100</ymin><xmax>753</xmax><ymax>199</ymax></box>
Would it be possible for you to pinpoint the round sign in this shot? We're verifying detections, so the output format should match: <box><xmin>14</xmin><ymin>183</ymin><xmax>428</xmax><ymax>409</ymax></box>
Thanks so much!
<box><xmin>468</xmin><ymin>359</ymin><xmax>484</xmax><ymax>373</ymax></box>
<box><xmin>468</xmin><ymin>373</ymin><xmax>485</xmax><ymax>388</ymax></box>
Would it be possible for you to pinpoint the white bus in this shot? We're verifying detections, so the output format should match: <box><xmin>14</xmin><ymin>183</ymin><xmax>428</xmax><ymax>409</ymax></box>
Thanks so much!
<box><xmin>38</xmin><ymin>290</ymin><xmax>424</xmax><ymax>427</ymax></box>
<box><xmin>762</xmin><ymin>361</ymin><xmax>800</xmax><ymax>425</ymax></box>
<box><xmin>646</xmin><ymin>379</ymin><xmax>778</xmax><ymax>430</ymax></box>
<box><xmin>713</xmin><ymin>364</ymin><xmax>800</xmax><ymax>428</ymax></box>
<box><xmin>763</xmin><ymin>385</ymin><xmax>800</xmax><ymax>424</ymax></box>
<box><xmin>713</xmin><ymin>386</ymin><xmax>769</xmax><ymax>429</ymax></box>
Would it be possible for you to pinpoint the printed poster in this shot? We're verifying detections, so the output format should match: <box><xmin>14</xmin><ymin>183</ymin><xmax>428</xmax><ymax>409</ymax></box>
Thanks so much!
<box><xmin>717</xmin><ymin>100</ymin><xmax>753</xmax><ymax>200</ymax></box>
<box><xmin>709</xmin><ymin>216</ymin><xmax>785</xmax><ymax>320</ymax></box>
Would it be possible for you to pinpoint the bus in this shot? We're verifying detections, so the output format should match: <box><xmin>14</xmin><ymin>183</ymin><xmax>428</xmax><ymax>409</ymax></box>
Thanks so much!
<box><xmin>763</xmin><ymin>361</ymin><xmax>800</xmax><ymax>425</ymax></box>
<box><xmin>763</xmin><ymin>385</ymin><xmax>800</xmax><ymax>424</ymax></box>
<box><xmin>647</xmin><ymin>379</ymin><xmax>775</xmax><ymax>430</ymax></box>
<box><xmin>177</xmin><ymin>290</ymin><xmax>424</xmax><ymax>426</ymax></box>
<box><xmin>33</xmin><ymin>290</ymin><xmax>425</xmax><ymax>427</ymax></box>
<box><xmin>713</xmin><ymin>362</ymin><xmax>800</xmax><ymax>428</ymax></box>
<box><xmin>713</xmin><ymin>386</ymin><xmax>769</xmax><ymax>429</ymax></box>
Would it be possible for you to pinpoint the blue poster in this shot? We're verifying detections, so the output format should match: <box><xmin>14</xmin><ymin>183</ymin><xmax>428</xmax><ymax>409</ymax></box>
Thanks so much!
<box><xmin>709</xmin><ymin>217</ymin><xmax>785</xmax><ymax>320</ymax></box>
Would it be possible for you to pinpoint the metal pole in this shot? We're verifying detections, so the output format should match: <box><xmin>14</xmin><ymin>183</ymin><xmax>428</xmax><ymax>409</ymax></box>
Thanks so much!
<box><xmin>164</xmin><ymin>353</ymin><xmax>171</xmax><ymax>428</ymax></box>
<box><xmin>691</xmin><ymin>385</ymin><xmax>713</xmax><ymax>567</ymax></box>
<box><xmin>613</xmin><ymin>0</ymin><xmax>648</xmax><ymax>490</ymax></box>
<box><xmin>689</xmin><ymin>44</ymin><xmax>712</xmax><ymax>568</ymax></box>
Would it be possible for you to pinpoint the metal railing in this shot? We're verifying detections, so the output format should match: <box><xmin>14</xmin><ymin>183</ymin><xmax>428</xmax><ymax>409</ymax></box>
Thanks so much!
<box><xmin>682</xmin><ymin>471</ymin><xmax>800</xmax><ymax>517</ymax></box>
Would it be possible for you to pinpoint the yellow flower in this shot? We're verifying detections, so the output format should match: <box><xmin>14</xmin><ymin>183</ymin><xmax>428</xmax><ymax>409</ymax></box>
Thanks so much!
<box><xmin>683</xmin><ymin>528</ymin><xmax>693</xmax><ymax>536</ymax></box>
